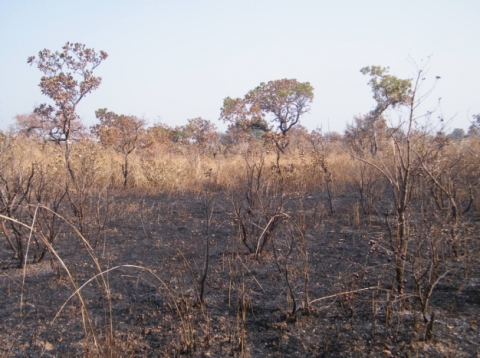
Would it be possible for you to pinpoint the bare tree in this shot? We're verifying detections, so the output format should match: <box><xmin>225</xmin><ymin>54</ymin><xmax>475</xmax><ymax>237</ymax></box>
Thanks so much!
<box><xmin>346</xmin><ymin>63</ymin><xmax>441</xmax><ymax>295</ymax></box>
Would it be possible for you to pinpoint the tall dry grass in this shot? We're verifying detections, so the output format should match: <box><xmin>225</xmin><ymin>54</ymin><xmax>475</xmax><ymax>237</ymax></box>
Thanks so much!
<box><xmin>7</xmin><ymin>134</ymin><xmax>480</xmax><ymax>221</ymax></box>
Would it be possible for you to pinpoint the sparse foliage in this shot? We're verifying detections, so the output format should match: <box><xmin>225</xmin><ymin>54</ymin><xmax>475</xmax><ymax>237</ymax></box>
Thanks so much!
<box><xmin>184</xmin><ymin>117</ymin><xmax>220</xmax><ymax>156</ymax></box>
<box><xmin>92</xmin><ymin>109</ymin><xmax>146</xmax><ymax>188</ymax></box>
<box><xmin>220</xmin><ymin>79</ymin><xmax>314</xmax><ymax>152</ymax></box>
<box><xmin>28</xmin><ymin>42</ymin><xmax>108</xmax><ymax>145</ymax></box>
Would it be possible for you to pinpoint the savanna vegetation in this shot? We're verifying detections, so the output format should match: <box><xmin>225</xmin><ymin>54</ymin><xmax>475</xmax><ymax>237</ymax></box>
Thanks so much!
<box><xmin>1</xmin><ymin>43</ymin><xmax>479</xmax><ymax>357</ymax></box>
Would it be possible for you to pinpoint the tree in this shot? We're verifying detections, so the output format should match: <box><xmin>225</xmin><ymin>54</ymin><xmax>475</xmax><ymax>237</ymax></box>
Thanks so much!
<box><xmin>346</xmin><ymin>64</ymin><xmax>442</xmax><ymax>297</ymax></box>
<box><xmin>13</xmin><ymin>112</ymin><xmax>86</xmax><ymax>142</ymax></box>
<box><xmin>28</xmin><ymin>42</ymin><xmax>108</xmax><ymax>176</ymax></box>
<box><xmin>220</xmin><ymin>79</ymin><xmax>314</xmax><ymax>152</ymax></box>
<box><xmin>346</xmin><ymin>66</ymin><xmax>411</xmax><ymax>158</ymax></box>
<box><xmin>468</xmin><ymin>114</ymin><xmax>480</xmax><ymax>136</ymax></box>
<box><xmin>146</xmin><ymin>122</ymin><xmax>175</xmax><ymax>145</ymax></box>
<box><xmin>218</xmin><ymin>122</ymin><xmax>262</xmax><ymax>155</ymax></box>
<box><xmin>449</xmin><ymin>128</ymin><xmax>465</xmax><ymax>141</ymax></box>
<box><xmin>360</xmin><ymin>66</ymin><xmax>412</xmax><ymax>116</ymax></box>
<box><xmin>92</xmin><ymin>109</ymin><xmax>146</xmax><ymax>188</ymax></box>
<box><xmin>13</xmin><ymin>112</ymin><xmax>50</xmax><ymax>140</ymax></box>
<box><xmin>184</xmin><ymin>117</ymin><xmax>219</xmax><ymax>156</ymax></box>
<box><xmin>345</xmin><ymin>113</ymin><xmax>388</xmax><ymax>157</ymax></box>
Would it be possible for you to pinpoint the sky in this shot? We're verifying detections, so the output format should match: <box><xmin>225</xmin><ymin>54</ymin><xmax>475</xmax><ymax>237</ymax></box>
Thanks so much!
<box><xmin>0</xmin><ymin>0</ymin><xmax>479</xmax><ymax>134</ymax></box>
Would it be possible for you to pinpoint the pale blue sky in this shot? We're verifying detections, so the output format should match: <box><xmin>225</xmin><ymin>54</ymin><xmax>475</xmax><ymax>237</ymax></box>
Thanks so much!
<box><xmin>0</xmin><ymin>0</ymin><xmax>479</xmax><ymax>134</ymax></box>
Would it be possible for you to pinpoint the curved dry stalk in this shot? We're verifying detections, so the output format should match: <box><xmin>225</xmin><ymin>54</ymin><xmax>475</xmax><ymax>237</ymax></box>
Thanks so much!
<box><xmin>0</xmin><ymin>212</ymin><xmax>98</xmax><ymax>349</ymax></box>
<box><xmin>254</xmin><ymin>213</ymin><xmax>284</xmax><ymax>257</ymax></box>
<box><xmin>20</xmin><ymin>204</ymin><xmax>39</xmax><ymax>317</ymax></box>
<box><xmin>309</xmin><ymin>286</ymin><xmax>382</xmax><ymax>305</ymax></box>
<box><xmin>52</xmin><ymin>264</ymin><xmax>186</xmax><ymax>334</ymax></box>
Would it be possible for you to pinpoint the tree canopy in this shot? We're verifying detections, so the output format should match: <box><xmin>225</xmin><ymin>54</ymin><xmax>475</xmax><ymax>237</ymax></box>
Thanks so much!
<box><xmin>28</xmin><ymin>42</ymin><xmax>108</xmax><ymax>144</ymax></box>
<box><xmin>360</xmin><ymin>66</ymin><xmax>412</xmax><ymax>117</ymax></box>
<box><xmin>220</xmin><ymin>79</ymin><xmax>314</xmax><ymax>136</ymax></box>
<box><xmin>92</xmin><ymin>108</ymin><xmax>146</xmax><ymax>156</ymax></box>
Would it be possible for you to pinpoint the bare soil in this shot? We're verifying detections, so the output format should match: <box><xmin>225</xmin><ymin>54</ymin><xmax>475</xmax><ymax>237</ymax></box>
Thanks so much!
<box><xmin>1</xmin><ymin>191</ymin><xmax>479</xmax><ymax>357</ymax></box>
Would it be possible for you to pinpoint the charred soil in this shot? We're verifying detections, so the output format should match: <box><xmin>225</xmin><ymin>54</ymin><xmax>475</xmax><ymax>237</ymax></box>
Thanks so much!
<box><xmin>1</xmin><ymin>191</ymin><xmax>479</xmax><ymax>357</ymax></box>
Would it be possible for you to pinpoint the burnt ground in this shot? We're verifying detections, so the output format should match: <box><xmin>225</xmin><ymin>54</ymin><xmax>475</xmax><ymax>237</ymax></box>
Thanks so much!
<box><xmin>1</xmin><ymin>190</ymin><xmax>479</xmax><ymax>357</ymax></box>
